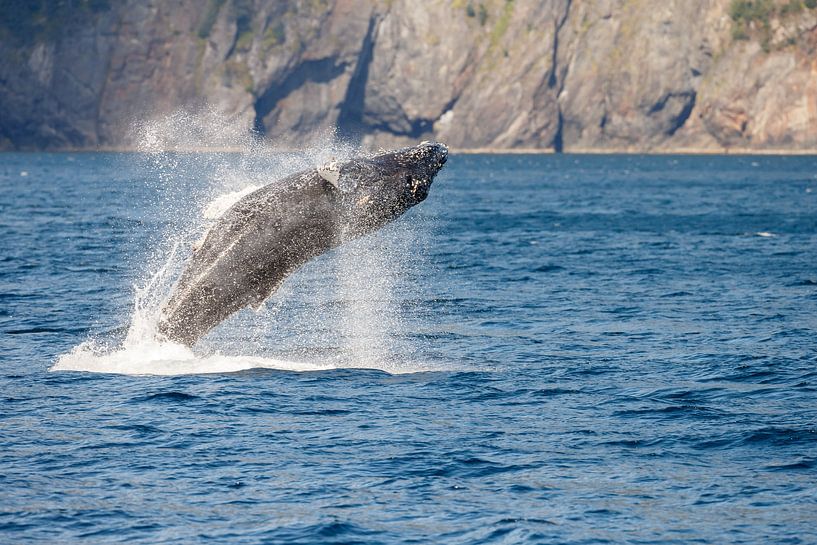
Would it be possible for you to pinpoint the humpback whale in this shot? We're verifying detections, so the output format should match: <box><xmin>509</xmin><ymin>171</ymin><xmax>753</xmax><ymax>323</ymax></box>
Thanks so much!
<box><xmin>157</xmin><ymin>141</ymin><xmax>448</xmax><ymax>346</ymax></box>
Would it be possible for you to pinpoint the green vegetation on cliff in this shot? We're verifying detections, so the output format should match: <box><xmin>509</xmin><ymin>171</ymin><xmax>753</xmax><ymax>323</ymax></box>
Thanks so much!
<box><xmin>730</xmin><ymin>0</ymin><xmax>817</xmax><ymax>49</ymax></box>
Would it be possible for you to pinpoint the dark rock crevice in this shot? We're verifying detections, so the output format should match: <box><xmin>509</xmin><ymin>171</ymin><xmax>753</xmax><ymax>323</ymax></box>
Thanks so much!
<box><xmin>364</xmin><ymin>117</ymin><xmax>434</xmax><ymax>139</ymax></box>
<box><xmin>649</xmin><ymin>90</ymin><xmax>697</xmax><ymax>136</ymax></box>
<box><xmin>553</xmin><ymin>110</ymin><xmax>564</xmax><ymax>153</ymax></box>
<box><xmin>550</xmin><ymin>0</ymin><xmax>571</xmax><ymax>152</ymax></box>
<box><xmin>252</xmin><ymin>57</ymin><xmax>349</xmax><ymax>135</ymax></box>
<box><xmin>95</xmin><ymin>12</ymin><xmax>123</xmax><ymax>146</ymax></box>
<box><xmin>336</xmin><ymin>16</ymin><xmax>378</xmax><ymax>144</ymax></box>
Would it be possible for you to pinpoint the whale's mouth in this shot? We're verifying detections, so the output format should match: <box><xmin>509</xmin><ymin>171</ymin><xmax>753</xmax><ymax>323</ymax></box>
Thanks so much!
<box><xmin>436</xmin><ymin>144</ymin><xmax>448</xmax><ymax>168</ymax></box>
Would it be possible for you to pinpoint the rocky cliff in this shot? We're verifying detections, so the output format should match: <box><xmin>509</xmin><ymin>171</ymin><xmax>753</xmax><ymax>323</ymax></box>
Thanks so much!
<box><xmin>1</xmin><ymin>0</ymin><xmax>816</xmax><ymax>151</ymax></box>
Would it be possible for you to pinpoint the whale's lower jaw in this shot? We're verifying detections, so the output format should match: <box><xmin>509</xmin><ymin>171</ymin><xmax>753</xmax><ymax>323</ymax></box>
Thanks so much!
<box><xmin>156</xmin><ymin>288</ymin><xmax>233</xmax><ymax>347</ymax></box>
<box><xmin>157</xmin><ymin>255</ymin><xmax>299</xmax><ymax>347</ymax></box>
<box><xmin>157</xmin><ymin>297</ymin><xmax>213</xmax><ymax>346</ymax></box>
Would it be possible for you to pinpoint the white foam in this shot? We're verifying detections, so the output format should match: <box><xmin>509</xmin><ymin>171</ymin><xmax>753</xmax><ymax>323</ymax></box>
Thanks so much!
<box><xmin>51</xmin><ymin>339</ymin><xmax>334</xmax><ymax>376</ymax></box>
<box><xmin>50</xmin><ymin>337</ymin><xmax>448</xmax><ymax>376</ymax></box>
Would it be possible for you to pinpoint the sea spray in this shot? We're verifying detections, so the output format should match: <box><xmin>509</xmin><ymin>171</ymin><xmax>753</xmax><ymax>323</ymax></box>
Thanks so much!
<box><xmin>336</xmin><ymin>222</ymin><xmax>418</xmax><ymax>372</ymax></box>
<box><xmin>338</xmin><ymin>237</ymin><xmax>396</xmax><ymax>369</ymax></box>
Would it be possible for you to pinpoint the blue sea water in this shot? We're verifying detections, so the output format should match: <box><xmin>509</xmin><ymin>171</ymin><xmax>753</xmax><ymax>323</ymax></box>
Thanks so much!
<box><xmin>1</xmin><ymin>151</ymin><xmax>816</xmax><ymax>544</ymax></box>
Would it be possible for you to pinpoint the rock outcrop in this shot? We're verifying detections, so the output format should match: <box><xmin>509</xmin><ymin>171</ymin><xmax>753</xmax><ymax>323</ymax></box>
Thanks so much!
<box><xmin>1</xmin><ymin>0</ymin><xmax>815</xmax><ymax>151</ymax></box>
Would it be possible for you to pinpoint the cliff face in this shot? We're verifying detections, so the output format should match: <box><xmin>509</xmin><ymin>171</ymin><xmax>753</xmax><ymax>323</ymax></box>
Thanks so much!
<box><xmin>1</xmin><ymin>0</ymin><xmax>816</xmax><ymax>151</ymax></box>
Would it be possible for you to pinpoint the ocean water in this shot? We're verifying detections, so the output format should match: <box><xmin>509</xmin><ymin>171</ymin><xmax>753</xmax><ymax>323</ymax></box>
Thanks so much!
<box><xmin>1</xmin><ymin>151</ymin><xmax>816</xmax><ymax>544</ymax></box>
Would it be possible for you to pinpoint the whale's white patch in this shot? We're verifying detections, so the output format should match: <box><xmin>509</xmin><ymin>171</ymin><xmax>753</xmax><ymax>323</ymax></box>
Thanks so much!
<box><xmin>191</xmin><ymin>186</ymin><xmax>260</xmax><ymax>252</ymax></box>
<box><xmin>317</xmin><ymin>160</ymin><xmax>340</xmax><ymax>189</ymax></box>
<box><xmin>202</xmin><ymin>185</ymin><xmax>260</xmax><ymax>220</ymax></box>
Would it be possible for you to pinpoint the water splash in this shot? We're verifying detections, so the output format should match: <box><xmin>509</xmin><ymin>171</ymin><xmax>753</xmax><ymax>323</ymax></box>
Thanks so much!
<box><xmin>334</xmin><ymin>220</ymin><xmax>423</xmax><ymax>373</ymax></box>
<box><xmin>53</xmin><ymin>108</ymin><xmax>437</xmax><ymax>376</ymax></box>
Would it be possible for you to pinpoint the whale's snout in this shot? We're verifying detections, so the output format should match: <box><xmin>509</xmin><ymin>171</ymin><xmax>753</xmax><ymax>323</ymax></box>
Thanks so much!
<box><xmin>420</xmin><ymin>141</ymin><xmax>448</xmax><ymax>167</ymax></box>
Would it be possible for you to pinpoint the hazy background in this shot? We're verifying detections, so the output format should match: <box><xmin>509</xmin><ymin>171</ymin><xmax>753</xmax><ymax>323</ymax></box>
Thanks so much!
<box><xmin>1</xmin><ymin>0</ymin><xmax>816</xmax><ymax>152</ymax></box>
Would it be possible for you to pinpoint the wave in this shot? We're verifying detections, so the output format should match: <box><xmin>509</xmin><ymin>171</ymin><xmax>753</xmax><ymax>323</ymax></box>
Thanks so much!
<box><xmin>51</xmin><ymin>337</ymin><xmax>449</xmax><ymax>376</ymax></box>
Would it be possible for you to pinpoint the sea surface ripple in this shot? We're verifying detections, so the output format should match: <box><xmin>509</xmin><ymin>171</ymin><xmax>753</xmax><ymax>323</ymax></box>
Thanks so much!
<box><xmin>1</xmin><ymin>152</ymin><xmax>816</xmax><ymax>544</ymax></box>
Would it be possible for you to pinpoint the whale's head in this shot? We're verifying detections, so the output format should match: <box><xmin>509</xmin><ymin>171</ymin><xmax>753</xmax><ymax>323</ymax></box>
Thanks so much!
<box><xmin>322</xmin><ymin>141</ymin><xmax>448</xmax><ymax>236</ymax></box>
<box><xmin>370</xmin><ymin>140</ymin><xmax>449</xmax><ymax>206</ymax></box>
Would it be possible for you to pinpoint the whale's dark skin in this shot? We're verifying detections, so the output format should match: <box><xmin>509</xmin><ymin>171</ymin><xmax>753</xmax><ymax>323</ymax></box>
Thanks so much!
<box><xmin>157</xmin><ymin>141</ymin><xmax>448</xmax><ymax>346</ymax></box>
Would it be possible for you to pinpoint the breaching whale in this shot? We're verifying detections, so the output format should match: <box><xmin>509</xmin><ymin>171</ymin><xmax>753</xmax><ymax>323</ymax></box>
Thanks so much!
<box><xmin>157</xmin><ymin>141</ymin><xmax>448</xmax><ymax>347</ymax></box>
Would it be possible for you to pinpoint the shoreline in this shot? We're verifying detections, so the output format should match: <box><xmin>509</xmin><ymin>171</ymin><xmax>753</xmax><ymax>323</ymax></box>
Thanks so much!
<box><xmin>1</xmin><ymin>146</ymin><xmax>815</xmax><ymax>156</ymax></box>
